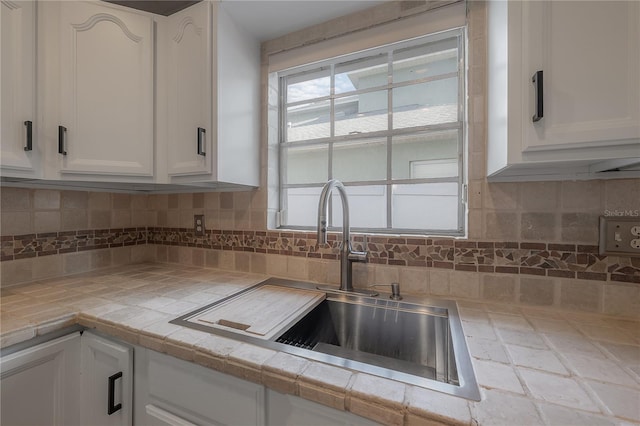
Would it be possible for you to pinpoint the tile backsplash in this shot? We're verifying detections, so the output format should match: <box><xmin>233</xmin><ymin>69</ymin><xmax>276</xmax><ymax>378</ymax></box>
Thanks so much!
<box><xmin>1</xmin><ymin>1</ymin><xmax>639</xmax><ymax>317</ymax></box>
<box><xmin>1</xmin><ymin>185</ymin><xmax>639</xmax><ymax>317</ymax></box>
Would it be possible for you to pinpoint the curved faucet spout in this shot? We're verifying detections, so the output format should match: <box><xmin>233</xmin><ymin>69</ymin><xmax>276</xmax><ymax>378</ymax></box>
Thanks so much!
<box><xmin>317</xmin><ymin>179</ymin><xmax>366</xmax><ymax>292</ymax></box>
<box><xmin>317</xmin><ymin>179</ymin><xmax>350</xmax><ymax>248</ymax></box>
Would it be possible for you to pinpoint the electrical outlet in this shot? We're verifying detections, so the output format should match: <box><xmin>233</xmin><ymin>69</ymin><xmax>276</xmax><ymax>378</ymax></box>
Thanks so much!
<box><xmin>599</xmin><ymin>216</ymin><xmax>640</xmax><ymax>256</ymax></box>
<box><xmin>194</xmin><ymin>215</ymin><xmax>205</xmax><ymax>237</ymax></box>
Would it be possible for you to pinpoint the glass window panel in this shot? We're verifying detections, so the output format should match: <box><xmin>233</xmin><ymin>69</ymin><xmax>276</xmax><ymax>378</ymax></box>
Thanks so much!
<box><xmin>283</xmin><ymin>144</ymin><xmax>328</xmax><ymax>185</ymax></box>
<box><xmin>392</xmin><ymin>79</ymin><xmax>458</xmax><ymax>129</ymax></box>
<box><xmin>284</xmin><ymin>187</ymin><xmax>323</xmax><ymax>227</ymax></box>
<box><xmin>410</xmin><ymin>159</ymin><xmax>458</xmax><ymax>179</ymax></box>
<box><xmin>331</xmin><ymin>185</ymin><xmax>386</xmax><ymax>229</ymax></box>
<box><xmin>278</xmin><ymin>29</ymin><xmax>465</xmax><ymax>234</ymax></box>
<box><xmin>335</xmin><ymin>54</ymin><xmax>388</xmax><ymax>94</ymax></box>
<box><xmin>286</xmin><ymin>68</ymin><xmax>330</xmax><ymax>103</ymax></box>
<box><xmin>334</xmin><ymin>91</ymin><xmax>388</xmax><ymax>136</ymax></box>
<box><xmin>391</xmin><ymin>130</ymin><xmax>459</xmax><ymax>179</ymax></box>
<box><xmin>392</xmin><ymin>183</ymin><xmax>458</xmax><ymax>230</ymax></box>
<box><xmin>333</xmin><ymin>137</ymin><xmax>387</xmax><ymax>182</ymax></box>
<box><xmin>286</xmin><ymin>100</ymin><xmax>330</xmax><ymax>142</ymax></box>
<box><xmin>392</xmin><ymin>37</ymin><xmax>458</xmax><ymax>84</ymax></box>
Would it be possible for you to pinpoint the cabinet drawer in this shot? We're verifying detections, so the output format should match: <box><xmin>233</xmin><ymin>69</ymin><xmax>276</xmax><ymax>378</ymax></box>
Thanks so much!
<box><xmin>146</xmin><ymin>350</ymin><xmax>265</xmax><ymax>425</ymax></box>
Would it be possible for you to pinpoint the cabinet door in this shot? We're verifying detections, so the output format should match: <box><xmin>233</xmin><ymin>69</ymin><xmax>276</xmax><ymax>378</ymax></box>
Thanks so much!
<box><xmin>166</xmin><ymin>0</ymin><xmax>212</xmax><ymax>177</ymax></box>
<box><xmin>0</xmin><ymin>332</ymin><xmax>81</xmax><ymax>426</ymax></box>
<box><xmin>522</xmin><ymin>1</ymin><xmax>640</xmax><ymax>151</ymax></box>
<box><xmin>1</xmin><ymin>0</ymin><xmax>38</xmax><ymax>176</ymax></box>
<box><xmin>266</xmin><ymin>390</ymin><xmax>379</xmax><ymax>426</ymax></box>
<box><xmin>145</xmin><ymin>349</ymin><xmax>265</xmax><ymax>425</ymax></box>
<box><xmin>58</xmin><ymin>1</ymin><xmax>154</xmax><ymax>177</ymax></box>
<box><xmin>80</xmin><ymin>331</ymin><xmax>133</xmax><ymax>426</ymax></box>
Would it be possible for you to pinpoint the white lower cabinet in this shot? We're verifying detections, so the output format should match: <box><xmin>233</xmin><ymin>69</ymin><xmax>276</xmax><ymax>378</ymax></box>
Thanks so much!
<box><xmin>80</xmin><ymin>331</ymin><xmax>133</xmax><ymax>426</ymax></box>
<box><xmin>0</xmin><ymin>330</ymin><xmax>132</xmax><ymax>426</ymax></box>
<box><xmin>2</xmin><ymin>330</ymin><xmax>376</xmax><ymax>426</ymax></box>
<box><xmin>0</xmin><ymin>332</ymin><xmax>81</xmax><ymax>426</ymax></box>
<box><xmin>135</xmin><ymin>348</ymin><xmax>265</xmax><ymax>425</ymax></box>
<box><xmin>266</xmin><ymin>389</ymin><xmax>379</xmax><ymax>426</ymax></box>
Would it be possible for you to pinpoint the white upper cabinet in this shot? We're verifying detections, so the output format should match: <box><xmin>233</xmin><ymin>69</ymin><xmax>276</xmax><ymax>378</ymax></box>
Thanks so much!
<box><xmin>164</xmin><ymin>1</ymin><xmax>260</xmax><ymax>188</ymax></box>
<box><xmin>487</xmin><ymin>0</ymin><xmax>640</xmax><ymax>181</ymax></box>
<box><xmin>1</xmin><ymin>0</ymin><xmax>260</xmax><ymax>190</ymax></box>
<box><xmin>1</xmin><ymin>0</ymin><xmax>38</xmax><ymax>177</ymax></box>
<box><xmin>166</xmin><ymin>0</ymin><xmax>212</xmax><ymax>176</ymax></box>
<box><xmin>56</xmin><ymin>1</ymin><xmax>154</xmax><ymax>178</ymax></box>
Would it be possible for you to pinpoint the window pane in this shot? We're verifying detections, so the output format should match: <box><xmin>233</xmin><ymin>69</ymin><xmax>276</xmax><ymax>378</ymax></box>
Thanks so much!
<box><xmin>332</xmin><ymin>185</ymin><xmax>386</xmax><ymax>229</ymax></box>
<box><xmin>334</xmin><ymin>91</ymin><xmax>388</xmax><ymax>136</ymax></box>
<box><xmin>391</xmin><ymin>130</ymin><xmax>458</xmax><ymax>179</ymax></box>
<box><xmin>284</xmin><ymin>187</ymin><xmax>322</xmax><ymax>227</ymax></box>
<box><xmin>335</xmin><ymin>54</ymin><xmax>388</xmax><ymax>94</ymax></box>
<box><xmin>286</xmin><ymin>68</ymin><xmax>330</xmax><ymax>103</ymax></box>
<box><xmin>283</xmin><ymin>144</ymin><xmax>328</xmax><ymax>184</ymax></box>
<box><xmin>392</xmin><ymin>183</ymin><xmax>458</xmax><ymax>230</ymax></box>
<box><xmin>286</xmin><ymin>100</ymin><xmax>330</xmax><ymax>142</ymax></box>
<box><xmin>392</xmin><ymin>79</ymin><xmax>458</xmax><ymax>129</ymax></box>
<box><xmin>277</xmin><ymin>28</ymin><xmax>465</xmax><ymax>234</ymax></box>
<box><xmin>333</xmin><ymin>137</ymin><xmax>387</xmax><ymax>182</ymax></box>
<box><xmin>392</xmin><ymin>37</ymin><xmax>458</xmax><ymax>84</ymax></box>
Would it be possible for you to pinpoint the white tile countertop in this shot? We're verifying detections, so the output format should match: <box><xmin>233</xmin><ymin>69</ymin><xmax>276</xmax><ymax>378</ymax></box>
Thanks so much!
<box><xmin>1</xmin><ymin>263</ymin><xmax>639</xmax><ymax>425</ymax></box>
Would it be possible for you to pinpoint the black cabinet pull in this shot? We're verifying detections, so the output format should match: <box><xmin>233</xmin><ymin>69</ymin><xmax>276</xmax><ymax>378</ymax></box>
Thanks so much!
<box><xmin>24</xmin><ymin>121</ymin><xmax>33</xmax><ymax>151</ymax></box>
<box><xmin>58</xmin><ymin>126</ymin><xmax>67</xmax><ymax>155</ymax></box>
<box><xmin>532</xmin><ymin>70</ymin><xmax>543</xmax><ymax>122</ymax></box>
<box><xmin>197</xmin><ymin>127</ymin><xmax>206</xmax><ymax>156</ymax></box>
<box><xmin>107</xmin><ymin>371</ymin><xmax>123</xmax><ymax>415</ymax></box>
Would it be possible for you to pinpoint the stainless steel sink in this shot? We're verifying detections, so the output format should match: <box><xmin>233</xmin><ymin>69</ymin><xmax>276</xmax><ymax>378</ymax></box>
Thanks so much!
<box><xmin>171</xmin><ymin>277</ymin><xmax>480</xmax><ymax>401</ymax></box>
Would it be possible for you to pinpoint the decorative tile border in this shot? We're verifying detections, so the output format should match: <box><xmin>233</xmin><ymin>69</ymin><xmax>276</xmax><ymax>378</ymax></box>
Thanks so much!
<box><xmin>1</xmin><ymin>228</ymin><xmax>147</xmax><ymax>261</ymax></box>
<box><xmin>145</xmin><ymin>228</ymin><xmax>640</xmax><ymax>284</ymax></box>
<box><xmin>2</xmin><ymin>227</ymin><xmax>639</xmax><ymax>283</ymax></box>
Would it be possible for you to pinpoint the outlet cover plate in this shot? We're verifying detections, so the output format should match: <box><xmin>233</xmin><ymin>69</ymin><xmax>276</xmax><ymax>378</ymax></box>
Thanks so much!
<box><xmin>599</xmin><ymin>216</ymin><xmax>640</xmax><ymax>257</ymax></box>
<box><xmin>194</xmin><ymin>215</ymin><xmax>205</xmax><ymax>237</ymax></box>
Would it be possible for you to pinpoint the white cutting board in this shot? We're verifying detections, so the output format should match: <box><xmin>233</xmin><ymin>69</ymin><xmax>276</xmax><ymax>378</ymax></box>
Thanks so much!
<box><xmin>190</xmin><ymin>285</ymin><xmax>325</xmax><ymax>340</ymax></box>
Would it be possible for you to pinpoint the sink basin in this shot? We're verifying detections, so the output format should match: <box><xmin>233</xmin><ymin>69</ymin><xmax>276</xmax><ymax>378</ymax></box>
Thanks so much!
<box><xmin>276</xmin><ymin>296</ymin><xmax>455</xmax><ymax>384</ymax></box>
<box><xmin>171</xmin><ymin>277</ymin><xmax>480</xmax><ymax>401</ymax></box>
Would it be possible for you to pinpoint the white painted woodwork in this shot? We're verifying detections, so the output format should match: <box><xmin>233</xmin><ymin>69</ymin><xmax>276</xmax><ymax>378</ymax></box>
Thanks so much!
<box><xmin>215</xmin><ymin>2</ymin><xmax>260</xmax><ymax>187</ymax></box>
<box><xmin>167</xmin><ymin>1</ymin><xmax>260</xmax><ymax>187</ymax></box>
<box><xmin>57</xmin><ymin>1</ymin><xmax>154</xmax><ymax>177</ymax></box>
<box><xmin>487</xmin><ymin>0</ymin><xmax>640</xmax><ymax>181</ymax></box>
<box><xmin>0</xmin><ymin>0</ymin><xmax>38</xmax><ymax>176</ymax></box>
<box><xmin>145</xmin><ymin>404</ymin><xmax>198</xmax><ymax>426</ymax></box>
<box><xmin>522</xmin><ymin>1</ymin><xmax>640</xmax><ymax>151</ymax></box>
<box><xmin>191</xmin><ymin>285</ymin><xmax>325</xmax><ymax>339</ymax></box>
<box><xmin>166</xmin><ymin>0</ymin><xmax>212</xmax><ymax>176</ymax></box>
<box><xmin>266</xmin><ymin>390</ymin><xmax>380</xmax><ymax>426</ymax></box>
<box><xmin>144</xmin><ymin>349</ymin><xmax>266</xmax><ymax>425</ymax></box>
<box><xmin>80</xmin><ymin>331</ymin><xmax>133</xmax><ymax>426</ymax></box>
<box><xmin>0</xmin><ymin>332</ymin><xmax>81</xmax><ymax>426</ymax></box>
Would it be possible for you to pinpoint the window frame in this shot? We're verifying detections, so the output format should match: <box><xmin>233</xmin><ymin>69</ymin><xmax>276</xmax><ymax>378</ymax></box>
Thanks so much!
<box><xmin>275</xmin><ymin>27</ymin><xmax>467</xmax><ymax>236</ymax></box>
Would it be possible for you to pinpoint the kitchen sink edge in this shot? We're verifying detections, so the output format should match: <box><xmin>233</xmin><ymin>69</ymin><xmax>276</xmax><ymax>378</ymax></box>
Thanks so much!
<box><xmin>170</xmin><ymin>277</ymin><xmax>481</xmax><ymax>402</ymax></box>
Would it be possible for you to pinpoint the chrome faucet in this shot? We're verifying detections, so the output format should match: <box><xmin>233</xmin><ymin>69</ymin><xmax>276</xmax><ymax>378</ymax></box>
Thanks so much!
<box><xmin>316</xmin><ymin>179</ymin><xmax>376</xmax><ymax>296</ymax></box>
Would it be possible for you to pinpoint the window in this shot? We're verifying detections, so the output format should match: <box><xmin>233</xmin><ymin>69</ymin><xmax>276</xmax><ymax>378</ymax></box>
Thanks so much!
<box><xmin>276</xmin><ymin>28</ymin><xmax>466</xmax><ymax>235</ymax></box>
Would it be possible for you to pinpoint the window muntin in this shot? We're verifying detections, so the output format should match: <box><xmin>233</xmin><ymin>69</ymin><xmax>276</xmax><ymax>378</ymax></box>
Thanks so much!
<box><xmin>278</xmin><ymin>28</ymin><xmax>466</xmax><ymax>235</ymax></box>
